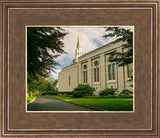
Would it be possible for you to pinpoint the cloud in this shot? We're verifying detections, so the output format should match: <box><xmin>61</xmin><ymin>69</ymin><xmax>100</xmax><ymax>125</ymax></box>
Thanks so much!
<box><xmin>55</xmin><ymin>27</ymin><xmax>111</xmax><ymax>66</ymax></box>
<box><xmin>53</xmin><ymin>26</ymin><xmax>133</xmax><ymax>79</ymax></box>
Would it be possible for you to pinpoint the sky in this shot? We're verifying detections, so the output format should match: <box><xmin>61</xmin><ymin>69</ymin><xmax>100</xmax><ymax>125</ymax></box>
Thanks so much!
<box><xmin>52</xmin><ymin>27</ymin><xmax>133</xmax><ymax>79</ymax></box>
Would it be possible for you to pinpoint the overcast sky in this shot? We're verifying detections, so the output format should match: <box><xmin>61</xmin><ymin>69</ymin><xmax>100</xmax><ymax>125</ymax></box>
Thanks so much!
<box><xmin>52</xmin><ymin>26</ymin><xmax>133</xmax><ymax>79</ymax></box>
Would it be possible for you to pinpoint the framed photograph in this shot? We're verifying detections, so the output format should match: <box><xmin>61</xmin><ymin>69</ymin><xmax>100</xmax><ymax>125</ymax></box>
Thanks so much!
<box><xmin>26</xmin><ymin>26</ymin><xmax>134</xmax><ymax>112</ymax></box>
<box><xmin>1</xmin><ymin>0</ymin><xmax>159</xmax><ymax>137</ymax></box>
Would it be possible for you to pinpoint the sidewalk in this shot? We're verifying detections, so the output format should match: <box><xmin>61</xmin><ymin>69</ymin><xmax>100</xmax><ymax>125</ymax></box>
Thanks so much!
<box><xmin>27</xmin><ymin>95</ymin><xmax>98</xmax><ymax>111</ymax></box>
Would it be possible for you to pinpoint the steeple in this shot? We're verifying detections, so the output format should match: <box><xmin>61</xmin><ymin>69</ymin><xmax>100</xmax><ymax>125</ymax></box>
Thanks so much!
<box><xmin>77</xmin><ymin>35</ymin><xmax>80</xmax><ymax>48</ymax></box>
<box><xmin>75</xmin><ymin>35</ymin><xmax>82</xmax><ymax>63</ymax></box>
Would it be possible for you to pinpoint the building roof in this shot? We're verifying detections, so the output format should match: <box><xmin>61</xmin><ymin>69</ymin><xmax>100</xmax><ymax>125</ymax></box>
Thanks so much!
<box><xmin>62</xmin><ymin>39</ymin><xmax>125</xmax><ymax>71</ymax></box>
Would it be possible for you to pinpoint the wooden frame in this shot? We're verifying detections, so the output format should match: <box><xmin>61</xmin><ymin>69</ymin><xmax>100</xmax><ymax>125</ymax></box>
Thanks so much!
<box><xmin>0</xmin><ymin>0</ymin><xmax>159</xmax><ymax>137</ymax></box>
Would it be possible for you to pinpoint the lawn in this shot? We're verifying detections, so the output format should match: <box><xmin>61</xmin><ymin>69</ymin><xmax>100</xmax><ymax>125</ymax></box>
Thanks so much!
<box><xmin>50</xmin><ymin>95</ymin><xmax>133</xmax><ymax>111</ymax></box>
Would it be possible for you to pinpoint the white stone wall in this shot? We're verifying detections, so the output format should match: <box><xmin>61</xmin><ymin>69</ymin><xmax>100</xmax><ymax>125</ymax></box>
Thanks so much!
<box><xmin>58</xmin><ymin>64</ymin><xmax>79</xmax><ymax>92</ymax></box>
<box><xmin>58</xmin><ymin>41</ymin><xmax>133</xmax><ymax>94</ymax></box>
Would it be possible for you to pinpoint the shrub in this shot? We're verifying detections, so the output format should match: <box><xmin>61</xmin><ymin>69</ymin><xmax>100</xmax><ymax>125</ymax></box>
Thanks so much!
<box><xmin>119</xmin><ymin>89</ymin><xmax>133</xmax><ymax>96</ymax></box>
<box><xmin>33</xmin><ymin>90</ymin><xmax>41</xmax><ymax>95</ymax></box>
<box><xmin>72</xmin><ymin>91</ymin><xmax>84</xmax><ymax>98</ymax></box>
<box><xmin>41</xmin><ymin>90</ymin><xmax>58</xmax><ymax>95</ymax></box>
<box><xmin>58</xmin><ymin>91</ymin><xmax>73</xmax><ymax>96</ymax></box>
<box><xmin>99</xmin><ymin>88</ymin><xmax>117</xmax><ymax>96</ymax></box>
<box><xmin>72</xmin><ymin>84</ymin><xmax>95</xmax><ymax>98</ymax></box>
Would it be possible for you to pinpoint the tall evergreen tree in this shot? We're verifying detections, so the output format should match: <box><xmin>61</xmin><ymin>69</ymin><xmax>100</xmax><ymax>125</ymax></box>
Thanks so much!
<box><xmin>104</xmin><ymin>27</ymin><xmax>133</xmax><ymax>66</ymax></box>
<box><xmin>27</xmin><ymin>27</ymin><xmax>67</xmax><ymax>82</ymax></box>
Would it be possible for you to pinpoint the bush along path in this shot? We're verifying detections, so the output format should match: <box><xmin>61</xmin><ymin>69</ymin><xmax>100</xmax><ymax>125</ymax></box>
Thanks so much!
<box><xmin>27</xmin><ymin>95</ymin><xmax>36</xmax><ymax>103</ymax></box>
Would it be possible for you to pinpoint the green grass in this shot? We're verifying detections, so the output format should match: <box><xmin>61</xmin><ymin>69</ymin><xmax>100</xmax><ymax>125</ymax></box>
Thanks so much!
<box><xmin>50</xmin><ymin>95</ymin><xmax>133</xmax><ymax>111</ymax></box>
<box><xmin>27</xmin><ymin>96</ymin><xmax>36</xmax><ymax>103</ymax></box>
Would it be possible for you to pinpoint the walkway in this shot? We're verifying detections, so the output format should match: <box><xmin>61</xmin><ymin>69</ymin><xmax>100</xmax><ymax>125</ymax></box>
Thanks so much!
<box><xmin>27</xmin><ymin>95</ymin><xmax>98</xmax><ymax>111</ymax></box>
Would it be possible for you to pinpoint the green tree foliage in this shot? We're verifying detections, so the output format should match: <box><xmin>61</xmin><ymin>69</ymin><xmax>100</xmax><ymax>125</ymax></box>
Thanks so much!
<box><xmin>104</xmin><ymin>27</ymin><xmax>133</xmax><ymax>66</ymax></box>
<box><xmin>28</xmin><ymin>74</ymin><xmax>58</xmax><ymax>95</ymax></box>
<box><xmin>27</xmin><ymin>27</ymin><xmax>67</xmax><ymax>95</ymax></box>
<box><xmin>72</xmin><ymin>84</ymin><xmax>95</xmax><ymax>98</ymax></box>
<box><xmin>27</xmin><ymin>27</ymin><xmax>67</xmax><ymax>81</ymax></box>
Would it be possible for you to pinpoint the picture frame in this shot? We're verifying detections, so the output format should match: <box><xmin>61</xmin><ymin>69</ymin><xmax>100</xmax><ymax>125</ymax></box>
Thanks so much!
<box><xmin>0</xmin><ymin>0</ymin><xmax>159</xmax><ymax>137</ymax></box>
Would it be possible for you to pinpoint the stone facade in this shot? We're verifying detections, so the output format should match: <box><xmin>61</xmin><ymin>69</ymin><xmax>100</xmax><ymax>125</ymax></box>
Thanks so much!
<box><xmin>58</xmin><ymin>40</ymin><xmax>133</xmax><ymax>95</ymax></box>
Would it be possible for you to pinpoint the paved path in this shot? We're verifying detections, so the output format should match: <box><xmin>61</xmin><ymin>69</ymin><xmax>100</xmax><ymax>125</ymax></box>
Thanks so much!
<box><xmin>27</xmin><ymin>95</ymin><xmax>98</xmax><ymax>111</ymax></box>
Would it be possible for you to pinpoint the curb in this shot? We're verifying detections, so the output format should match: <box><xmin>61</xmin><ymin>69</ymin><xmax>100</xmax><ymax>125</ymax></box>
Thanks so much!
<box><xmin>27</xmin><ymin>96</ymin><xmax>36</xmax><ymax>104</ymax></box>
<box><xmin>48</xmin><ymin>95</ymin><xmax>104</xmax><ymax>111</ymax></box>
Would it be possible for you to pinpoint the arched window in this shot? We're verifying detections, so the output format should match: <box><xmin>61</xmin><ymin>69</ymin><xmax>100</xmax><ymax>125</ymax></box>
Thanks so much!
<box><xmin>108</xmin><ymin>63</ymin><xmax>116</xmax><ymax>80</ymax></box>
<box><xmin>83</xmin><ymin>65</ymin><xmax>88</xmax><ymax>83</ymax></box>
<box><xmin>94</xmin><ymin>61</ymin><xmax>100</xmax><ymax>82</ymax></box>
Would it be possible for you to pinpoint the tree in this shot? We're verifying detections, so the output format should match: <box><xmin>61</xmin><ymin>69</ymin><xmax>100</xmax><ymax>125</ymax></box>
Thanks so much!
<box><xmin>104</xmin><ymin>27</ymin><xmax>133</xmax><ymax>66</ymax></box>
<box><xmin>45</xmin><ymin>77</ymin><xmax>58</xmax><ymax>91</ymax></box>
<box><xmin>27</xmin><ymin>27</ymin><xmax>67</xmax><ymax>81</ymax></box>
<box><xmin>27</xmin><ymin>74</ymin><xmax>58</xmax><ymax>95</ymax></box>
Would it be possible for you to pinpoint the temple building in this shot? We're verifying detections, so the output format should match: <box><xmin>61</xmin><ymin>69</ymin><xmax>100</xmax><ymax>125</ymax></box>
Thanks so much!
<box><xmin>58</xmin><ymin>36</ymin><xmax>133</xmax><ymax>95</ymax></box>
